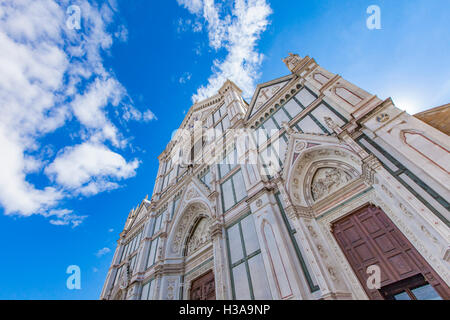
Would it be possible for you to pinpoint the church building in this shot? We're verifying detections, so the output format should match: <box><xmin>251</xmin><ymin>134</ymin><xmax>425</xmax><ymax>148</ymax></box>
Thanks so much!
<box><xmin>100</xmin><ymin>53</ymin><xmax>450</xmax><ymax>300</ymax></box>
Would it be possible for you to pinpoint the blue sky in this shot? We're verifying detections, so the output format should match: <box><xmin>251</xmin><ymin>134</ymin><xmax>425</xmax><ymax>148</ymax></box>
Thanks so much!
<box><xmin>0</xmin><ymin>0</ymin><xmax>448</xmax><ymax>300</ymax></box>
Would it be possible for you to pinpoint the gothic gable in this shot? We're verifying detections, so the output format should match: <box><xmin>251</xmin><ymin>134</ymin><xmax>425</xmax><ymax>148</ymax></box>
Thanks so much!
<box><xmin>124</xmin><ymin>198</ymin><xmax>149</xmax><ymax>231</ymax></box>
<box><xmin>282</xmin><ymin>133</ymin><xmax>342</xmax><ymax>181</ymax></box>
<box><xmin>179</xmin><ymin>177</ymin><xmax>212</xmax><ymax>207</ymax></box>
<box><xmin>246</xmin><ymin>75</ymin><xmax>294</xmax><ymax>120</ymax></box>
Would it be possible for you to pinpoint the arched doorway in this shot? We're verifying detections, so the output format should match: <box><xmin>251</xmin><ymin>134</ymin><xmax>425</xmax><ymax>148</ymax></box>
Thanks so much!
<box><xmin>184</xmin><ymin>216</ymin><xmax>215</xmax><ymax>300</ymax></box>
<box><xmin>168</xmin><ymin>201</ymin><xmax>216</xmax><ymax>300</ymax></box>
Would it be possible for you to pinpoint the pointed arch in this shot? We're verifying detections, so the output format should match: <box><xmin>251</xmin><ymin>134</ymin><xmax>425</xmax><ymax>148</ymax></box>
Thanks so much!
<box><xmin>184</xmin><ymin>217</ymin><xmax>212</xmax><ymax>257</ymax></box>
<box><xmin>166</xmin><ymin>201</ymin><xmax>213</xmax><ymax>258</ymax></box>
<box><xmin>288</xmin><ymin>145</ymin><xmax>363</xmax><ymax>206</ymax></box>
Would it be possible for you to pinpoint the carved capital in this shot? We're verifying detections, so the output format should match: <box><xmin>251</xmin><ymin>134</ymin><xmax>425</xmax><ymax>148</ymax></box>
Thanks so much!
<box><xmin>285</xmin><ymin>205</ymin><xmax>315</xmax><ymax>220</ymax></box>
<box><xmin>209</xmin><ymin>220</ymin><xmax>224</xmax><ymax>239</ymax></box>
<box><xmin>362</xmin><ymin>154</ymin><xmax>382</xmax><ymax>185</ymax></box>
<box><xmin>284</xmin><ymin>205</ymin><xmax>298</xmax><ymax>220</ymax></box>
<box><xmin>295</xmin><ymin>206</ymin><xmax>316</xmax><ymax>219</ymax></box>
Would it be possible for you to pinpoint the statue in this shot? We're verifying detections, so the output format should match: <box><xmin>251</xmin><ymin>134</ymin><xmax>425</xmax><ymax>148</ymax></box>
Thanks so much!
<box><xmin>119</xmin><ymin>261</ymin><xmax>130</xmax><ymax>290</ymax></box>
<box><xmin>324</xmin><ymin>117</ymin><xmax>342</xmax><ymax>134</ymax></box>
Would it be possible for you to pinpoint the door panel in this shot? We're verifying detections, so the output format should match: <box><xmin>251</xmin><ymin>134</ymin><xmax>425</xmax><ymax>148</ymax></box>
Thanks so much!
<box><xmin>190</xmin><ymin>270</ymin><xmax>216</xmax><ymax>300</ymax></box>
<box><xmin>332</xmin><ymin>205</ymin><xmax>450</xmax><ymax>300</ymax></box>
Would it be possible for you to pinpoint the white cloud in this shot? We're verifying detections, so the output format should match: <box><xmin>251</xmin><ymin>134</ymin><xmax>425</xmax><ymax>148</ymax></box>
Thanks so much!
<box><xmin>114</xmin><ymin>24</ymin><xmax>128</xmax><ymax>42</ymax></box>
<box><xmin>176</xmin><ymin>18</ymin><xmax>203</xmax><ymax>34</ymax></box>
<box><xmin>0</xmin><ymin>0</ymin><xmax>154</xmax><ymax>226</ymax></box>
<box><xmin>47</xmin><ymin>209</ymin><xmax>87</xmax><ymax>228</ymax></box>
<box><xmin>122</xmin><ymin>105</ymin><xmax>157</xmax><ymax>122</ymax></box>
<box><xmin>71</xmin><ymin>77</ymin><xmax>125</xmax><ymax>147</ymax></box>
<box><xmin>177</xmin><ymin>0</ymin><xmax>204</xmax><ymax>14</ymax></box>
<box><xmin>179</xmin><ymin>72</ymin><xmax>192</xmax><ymax>84</ymax></box>
<box><xmin>143</xmin><ymin>110</ymin><xmax>157</xmax><ymax>121</ymax></box>
<box><xmin>45</xmin><ymin>142</ymin><xmax>139</xmax><ymax>195</ymax></box>
<box><xmin>96</xmin><ymin>247</ymin><xmax>111</xmax><ymax>257</ymax></box>
<box><xmin>177</xmin><ymin>0</ymin><xmax>272</xmax><ymax>102</ymax></box>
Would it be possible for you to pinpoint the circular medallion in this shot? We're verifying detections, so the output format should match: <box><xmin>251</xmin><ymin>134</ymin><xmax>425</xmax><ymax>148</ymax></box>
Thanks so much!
<box><xmin>376</xmin><ymin>113</ymin><xmax>390</xmax><ymax>123</ymax></box>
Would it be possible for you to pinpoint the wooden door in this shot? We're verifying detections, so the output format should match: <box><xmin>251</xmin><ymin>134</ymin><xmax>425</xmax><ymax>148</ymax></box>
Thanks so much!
<box><xmin>190</xmin><ymin>270</ymin><xmax>216</xmax><ymax>300</ymax></box>
<box><xmin>332</xmin><ymin>205</ymin><xmax>449</xmax><ymax>300</ymax></box>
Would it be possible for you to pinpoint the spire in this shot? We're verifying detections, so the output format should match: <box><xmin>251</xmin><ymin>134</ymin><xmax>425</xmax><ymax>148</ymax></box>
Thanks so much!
<box><xmin>282</xmin><ymin>53</ymin><xmax>303</xmax><ymax>72</ymax></box>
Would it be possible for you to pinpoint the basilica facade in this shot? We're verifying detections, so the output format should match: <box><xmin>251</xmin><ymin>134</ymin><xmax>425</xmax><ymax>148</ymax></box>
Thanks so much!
<box><xmin>100</xmin><ymin>53</ymin><xmax>450</xmax><ymax>300</ymax></box>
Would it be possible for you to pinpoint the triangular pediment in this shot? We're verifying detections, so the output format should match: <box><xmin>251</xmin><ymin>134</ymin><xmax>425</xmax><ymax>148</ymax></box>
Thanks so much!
<box><xmin>178</xmin><ymin>177</ymin><xmax>212</xmax><ymax>207</ymax></box>
<box><xmin>282</xmin><ymin>133</ymin><xmax>341</xmax><ymax>181</ymax></box>
<box><xmin>246</xmin><ymin>74</ymin><xmax>294</xmax><ymax>120</ymax></box>
<box><xmin>125</xmin><ymin>198</ymin><xmax>150</xmax><ymax>231</ymax></box>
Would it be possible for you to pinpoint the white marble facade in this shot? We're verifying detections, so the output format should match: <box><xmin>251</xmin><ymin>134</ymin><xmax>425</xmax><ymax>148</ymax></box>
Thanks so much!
<box><xmin>100</xmin><ymin>53</ymin><xmax>450</xmax><ymax>300</ymax></box>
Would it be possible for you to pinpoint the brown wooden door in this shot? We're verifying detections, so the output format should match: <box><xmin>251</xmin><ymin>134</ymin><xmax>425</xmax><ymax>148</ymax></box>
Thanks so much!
<box><xmin>190</xmin><ymin>270</ymin><xmax>216</xmax><ymax>300</ymax></box>
<box><xmin>332</xmin><ymin>205</ymin><xmax>450</xmax><ymax>300</ymax></box>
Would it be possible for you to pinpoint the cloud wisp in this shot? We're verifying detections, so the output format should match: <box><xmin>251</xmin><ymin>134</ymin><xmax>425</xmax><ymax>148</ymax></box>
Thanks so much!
<box><xmin>177</xmin><ymin>0</ymin><xmax>272</xmax><ymax>102</ymax></box>
<box><xmin>96</xmin><ymin>247</ymin><xmax>111</xmax><ymax>257</ymax></box>
<box><xmin>0</xmin><ymin>0</ymin><xmax>154</xmax><ymax>226</ymax></box>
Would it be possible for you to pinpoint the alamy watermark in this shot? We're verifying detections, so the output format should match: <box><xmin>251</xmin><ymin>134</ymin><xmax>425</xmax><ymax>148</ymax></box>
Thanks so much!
<box><xmin>366</xmin><ymin>5</ymin><xmax>381</xmax><ymax>30</ymax></box>
<box><xmin>66</xmin><ymin>265</ymin><xmax>81</xmax><ymax>290</ymax></box>
<box><xmin>366</xmin><ymin>264</ymin><xmax>381</xmax><ymax>290</ymax></box>
<box><xmin>66</xmin><ymin>5</ymin><xmax>81</xmax><ymax>30</ymax></box>
<box><xmin>168</xmin><ymin>123</ymin><xmax>284</xmax><ymax>177</ymax></box>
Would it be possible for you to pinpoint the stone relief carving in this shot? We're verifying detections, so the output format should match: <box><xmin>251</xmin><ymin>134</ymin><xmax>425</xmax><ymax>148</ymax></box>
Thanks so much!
<box><xmin>290</xmin><ymin>146</ymin><xmax>363</xmax><ymax>207</ymax></box>
<box><xmin>186</xmin><ymin>218</ymin><xmax>212</xmax><ymax>255</ymax></box>
<box><xmin>376</xmin><ymin>113</ymin><xmax>390</xmax><ymax>123</ymax></box>
<box><xmin>186</xmin><ymin>188</ymin><xmax>200</xmax><ymax>201</ymax></box>
<box><xmin>317</xmin><ymin>244</ymin><xmax>328</xmax><ymax>259</ymax></box>
<box><xmin>398</xmin><ymin>202</ymin><xmax>413</xmax><ymax>218</ymax></box>
<box><xmin>166</xmin><ymin>279</ymin><xmax>176</xmax><ymax>300</ymax></box>
<box><xmin>327</xmin><ymin>266</ymin><xmax>339</xmax><ymax>282</ymax></box>
<box><xmin>324</xmin><ymin>117</ymin><xmax>340</xmax><ymax>133</ymax></box>
<box><xmin>311</xmin><ymin>167</ymin><xmax>352</xmax><ymax>201</ymax></box>
<box><xmin>119</xmin><ymin>262</ymin><xmax>130</xmax><ymax>290</ymax></box>
<box><xmin>294</xmin><ymin>141</ymin><xmax>307</xmax><ymax>152</ymax></box>
<box><xmin>307</xmin><ymin>225</ymin><xmax>318</xmax><ymax>239</ymax></box>
<box><xmin>420</xmin><ymin>225</ymin><xmax>439</xmax><ymax>245</ymax></box>
<box><xmin>171</xmin><ymin>202</ymin><xmax>210</xmax><ymax>254</ymax></box>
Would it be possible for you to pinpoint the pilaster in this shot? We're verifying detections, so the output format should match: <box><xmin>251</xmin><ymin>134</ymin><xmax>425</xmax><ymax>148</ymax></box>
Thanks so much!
<box><xmin>248</xmin><ymin>189</ymin><xmax>306</xmax><ymax>299</ymax></box>
<box><xmin>210</xmin><ymin>220</ymin><xmax>230</xmax><ymax>299</ymax></box>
